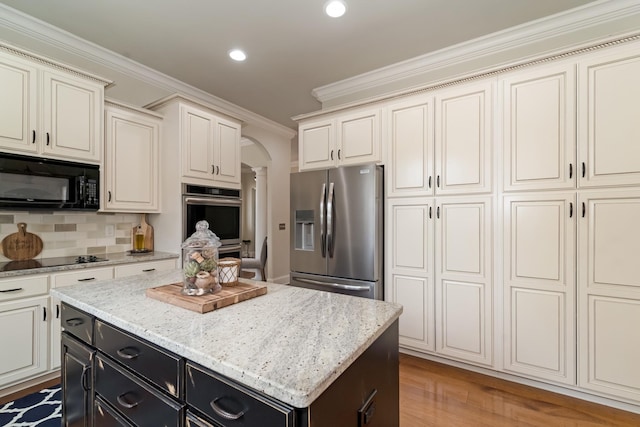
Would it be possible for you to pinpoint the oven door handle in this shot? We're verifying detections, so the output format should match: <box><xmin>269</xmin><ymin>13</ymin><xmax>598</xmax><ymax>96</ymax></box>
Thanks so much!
<box><xmin>184</xmin><ymin>197</ymin><xmax>242</xmax><ymax>206</ymax></box>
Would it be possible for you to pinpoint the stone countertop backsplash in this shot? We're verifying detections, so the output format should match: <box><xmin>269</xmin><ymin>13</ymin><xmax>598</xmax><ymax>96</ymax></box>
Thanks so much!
<box><xmin>0</xmin><ymin>251</ymin><xmax>179</xmax><ymax>278</ymax></box>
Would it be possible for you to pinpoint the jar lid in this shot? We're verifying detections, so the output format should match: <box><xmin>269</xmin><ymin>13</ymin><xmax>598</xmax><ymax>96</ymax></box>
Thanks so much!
<box><xmin>181</xmin><ymin>220</ymin><xmax>221</xmax><ymax>249</ymax></box>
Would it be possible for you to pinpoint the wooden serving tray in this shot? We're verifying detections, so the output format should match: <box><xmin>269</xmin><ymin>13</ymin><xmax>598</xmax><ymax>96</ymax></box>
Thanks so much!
<box><xmin>146</xmin><ymin>282</ymin><xmax>267</xmax><ymax>313</ymax></box>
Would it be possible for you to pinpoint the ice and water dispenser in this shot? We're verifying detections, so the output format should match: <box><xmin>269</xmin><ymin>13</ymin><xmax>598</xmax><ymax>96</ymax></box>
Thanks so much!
<box><xmin>294</xmin><ymin>210</ymin><xmax>315</xmax><ymax>251</ymax></box>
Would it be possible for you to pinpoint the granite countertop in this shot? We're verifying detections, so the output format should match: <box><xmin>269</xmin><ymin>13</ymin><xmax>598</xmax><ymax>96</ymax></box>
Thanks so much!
<box><xmin>51</xmin><ymin>269</ymin><xmax>402</xmax><ymax>408</ymax></box>
<box><xmin>0</xmin><ymin>251</ymin><xmax>179</xmax><ymax>278</ymax></box>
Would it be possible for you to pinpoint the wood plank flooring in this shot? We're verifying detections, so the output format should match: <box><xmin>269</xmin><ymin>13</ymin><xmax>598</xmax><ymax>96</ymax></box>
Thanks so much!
<box><xmin>400</xmin><ymin>353</ymin><xmax>640</xmax><ymax>426</ymax></box>
<box><xmin>3</xmin><ymin>355</ymin><xmax>640</xmax><ymax>426</ymax></box>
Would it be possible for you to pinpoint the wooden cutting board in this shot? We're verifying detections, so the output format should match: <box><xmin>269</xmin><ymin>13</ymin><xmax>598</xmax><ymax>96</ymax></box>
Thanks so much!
<box><xmin>132</xmin><ymin>213</ymin><xmax>154</xmax><ymax>251</ymax></box>
<box><xmin>146</xmin><ymin>282</ymin><xmax>267</xmax><ymax>313</ymax></box>
<box><xmin>1</xmin><ymin>223</ymin><xmax>43</xmax><ymax>261</ymax></box>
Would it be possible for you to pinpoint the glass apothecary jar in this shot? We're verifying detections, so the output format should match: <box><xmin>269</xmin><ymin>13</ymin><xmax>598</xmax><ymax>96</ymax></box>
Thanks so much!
<box><xmin>181</xmin><ymin>220</ymin><xmax>221</xmax><ymax>295</ymax></box>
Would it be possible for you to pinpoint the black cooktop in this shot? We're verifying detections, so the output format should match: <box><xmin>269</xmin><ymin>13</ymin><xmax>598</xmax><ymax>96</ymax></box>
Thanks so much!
<box><xmin>0</xmin><ymin>255</ymin><xmax>109</xmax><ymax>272</ymax></box>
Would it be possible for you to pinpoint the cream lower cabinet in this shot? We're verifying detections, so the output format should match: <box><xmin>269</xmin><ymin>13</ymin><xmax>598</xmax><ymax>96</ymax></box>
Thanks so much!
<box><xmin>386</xmin><ymin>198</ymin><xmax>435</xmax><ymax>352</ymax></box>
<box><xmin>435</xmin><ymin>196</ymin><xmax>493</xmax><ymax>367</ymax></box>
<box><xmin>503</xmin><ymin>193</ymin><xmax>576</xmax><ymax>385</ymax></box>
<box><xmin>578</xmin><ymin>190</ymin><xmax>640</xmax><ymax>403</ymax></box>
<box><xmin>103</xmin><ymin>101</ymin><xmax>162</xmax><ymax>212</ymax></box>
<box><xmin>0</xmin><ymin>275</ymin><xmax>49</xmax><ymax>388</ymax></box>
<box><xmin>387</xmin><ymin>196</ymin><xmax>493</xmax><ymax>367</ymax></box>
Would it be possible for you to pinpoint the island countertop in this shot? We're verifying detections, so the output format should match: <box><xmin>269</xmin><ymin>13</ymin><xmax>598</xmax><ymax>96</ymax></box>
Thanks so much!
<box><xmin>51</xmin><ymin>268</ymin><xmax>402</xmax><ymax>408</ymax></box>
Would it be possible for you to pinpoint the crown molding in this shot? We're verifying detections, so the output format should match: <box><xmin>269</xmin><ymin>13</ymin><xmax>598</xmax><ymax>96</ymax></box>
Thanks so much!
<box><xmin>0</xmin><ymin>4</ymin><xmax>296</xmax><ymax>139</ymax></box>
<box><xmin>312</xmin><ymin>0</ymin><xmax>640</xmax><ymax>104</ymax></box>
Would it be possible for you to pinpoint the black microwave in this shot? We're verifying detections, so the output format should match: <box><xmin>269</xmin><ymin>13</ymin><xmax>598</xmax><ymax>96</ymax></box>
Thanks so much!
<box><xmin>0</xmin><ymin>153</ymin><xmax>100</xmax><ymax>211</ymax></box>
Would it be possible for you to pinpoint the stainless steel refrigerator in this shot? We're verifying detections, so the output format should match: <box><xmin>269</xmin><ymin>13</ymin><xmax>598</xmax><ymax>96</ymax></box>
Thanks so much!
<box><xmin>290</xmin><ymin>164</ymin><xmax>383</xmax><ymax>299</ymax></box>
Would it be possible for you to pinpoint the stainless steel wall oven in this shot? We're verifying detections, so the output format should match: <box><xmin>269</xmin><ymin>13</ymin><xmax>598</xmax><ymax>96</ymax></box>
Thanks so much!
<box><xmin>182</xmin><ymin>184</ymin><xmax>242</xmax><ymax>258</ymax></box>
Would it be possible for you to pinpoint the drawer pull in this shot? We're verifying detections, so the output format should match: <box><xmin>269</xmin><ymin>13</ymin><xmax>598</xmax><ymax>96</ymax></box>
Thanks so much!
<box><xmin>77</xmin><ymin>277</ymin><xmax>96</xmax><ymax>282</ymax></box>
<box><xmin>210</xmin><ymin>397</ymin><xmax>246</xmax><ymax>420</ymax></box>
<box><xmin>116</xmin><ymin>392</ymin><xmax>141</xmax><ymax>409</ymax></box>
<box><xmin>66</xmin><ymin>317</ymin><xmax>84</xmax><ymax>327</ymax></box>
<box><xmin>116</xmin><ymin>346</ymin><xmax>141</xmax><ymax>360</ymax></box>
<box><xmin>142</xmin><ymin>268</ymin><xmax>156</xmax><ymax>272</ymax></box>
<box><xmin>0</xmin><ymin>287</ymin><xmax>23</xmax><ymax>293</ymax></box>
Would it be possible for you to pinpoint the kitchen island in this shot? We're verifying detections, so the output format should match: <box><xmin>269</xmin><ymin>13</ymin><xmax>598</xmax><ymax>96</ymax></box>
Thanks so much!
<box><xmin>52</xmin><ymin>269</ymin><xmax>402</xmax><ymax>426</ymax></box>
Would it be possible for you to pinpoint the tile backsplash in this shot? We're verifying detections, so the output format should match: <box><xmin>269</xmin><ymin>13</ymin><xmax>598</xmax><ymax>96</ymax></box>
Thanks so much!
<box><xmin>0</xmin><ymin>211</ymin><xmax>143</xmax><ymax>261</ymax></box>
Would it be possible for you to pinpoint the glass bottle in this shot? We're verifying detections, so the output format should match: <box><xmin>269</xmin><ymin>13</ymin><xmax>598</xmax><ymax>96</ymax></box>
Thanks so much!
<box><xmin>181</xmin><ymin>220</ymin><xmax>222</xmax><ymax>295</ymax></box>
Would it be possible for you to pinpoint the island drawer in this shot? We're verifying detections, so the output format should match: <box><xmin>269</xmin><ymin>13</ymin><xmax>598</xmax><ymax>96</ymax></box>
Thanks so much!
<box><xmin>95</xmin><ymin>319</ymin><xmax>182</xmax><ymax>397</ymax></box>
<box><xmin>94</xmin><ymin>395</ymin><xmax>134</xmax><ymax>427</ymax></box>
<box><xmin>61</xmin><ymin>303</ymin><xmax>94</xmax><ymax>344</ymax></box>
<box><xmin>95</xmin><ymin>354</ymin><xmax>185</xmax><ymax>427</ymax></box>
<box><xmin>185</xmin><ymin>362</ymin><xmax>294</xmax><ymax>427</ymax></box>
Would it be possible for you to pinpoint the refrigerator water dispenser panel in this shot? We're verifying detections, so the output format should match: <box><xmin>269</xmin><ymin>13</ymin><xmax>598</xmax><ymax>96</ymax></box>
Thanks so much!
<box><xmin>295</xmin><ymin>210</ymin><xmax>315</xmax><ymax>251</ymax></box>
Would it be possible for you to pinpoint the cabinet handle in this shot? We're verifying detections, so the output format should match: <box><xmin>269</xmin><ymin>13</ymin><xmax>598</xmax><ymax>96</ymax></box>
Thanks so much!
<box><xmin>211</xmin><ymin>165</ymin><xmax>215</xmax><ymax>174</ymax></box>
<box><xmin>582</xmin><ymin>162</ymin><xmax>586</xmax><ymax>178</ymax></box>
<box><xmin>437</xmin><ymin>175</ymin><xmax>440</xmax><ymax>188</ymax></box>
<box><xmin>337</xmin><ymin>149</ymin><xmax>341</xmax><ymax>160</ymax></box>
<box><xmin>436</xmin><ymin>206</ymin><xmax>440</xmax><ymax>219</ymax></box>
<box><xmin>56</xmin><ymin>304</ymin><xmax>60</xmax><ymax>319</ymax></box>
<box><xmin>46</xmin><ymin>132</ymin><xmax>50</xmax><ymax>145</ymax></box>
<box><xmin>569</xmin><ymin>164</ymin><xmax>573</xmax><ymax>179</ymax></box>
<box><xmin>142</xmin><ymin>268</ymin><xmax>156</xmax><ymax>272</ymax></box>
<box><xmin>116</xmin><ymin>346</ymin><xmax>141</xmax><ymax>360</ymax></box>
<box><xmin>582</xmin><ymin>202</ymin><xmax>586</xmax><ymax>218</ymax></box>
<box><xmin>569</xmin><ymin>202</ymin><xmax>573</xmax><ymax>218</ymax></box>
<box><xmin>32</xmin><ymin>130</ymin><xmax>36</xmax><ymax>144</ymax></box>
<box><xmin>428</xmin><ymin>176</ymin><xmax>432</xmax><ymax>189</ymax></box>
<box><xmin>43</xmin><ymin>307</ymin><xmax>47</xmax><ymax>321</ymax></box>
<box><xmin>108</xmin><ymin>191</ymin><xmax>112</xmax><ymax>202</ymax></box>
<box><xmin>429</xmin><ymin>206</ymin><xmax>432</xmax><ymax>219</ymax></box>
<box><xmin>210</xmin><ymin>397</ymin><xmax>246</xmax><ymax>420</ymax></box>
<box><xmin>66</xmin><ymin>318</ymin><xmax>84</xmax><ymax>327</ymax></box>
<box><xmin>0</xmin><ymin>287</ymin><xmax>23</xmax><ymax>293</ymax></box>
<box><xmin>330</xmin><ymin>150</ymin><xmax>334</xmax><ymax>160</ymax></box>
<box><xmin>81</xmin><ymin>365</ymin><xmax>91</xmax><ymax>391</ymax></box>
<box><xmin>216</xmin><ymin>165</ymin><xmax>220</xmax><ymax>175</ymax></box>
<box><xmin>117</xmin><ymin>392</ymin><xmax>141</xmax><ymax>409</ymax></box>
<box><xmin>77</xmin><ymin>277</ymin><xmax>96</xmax><ymax>282</ymax></box>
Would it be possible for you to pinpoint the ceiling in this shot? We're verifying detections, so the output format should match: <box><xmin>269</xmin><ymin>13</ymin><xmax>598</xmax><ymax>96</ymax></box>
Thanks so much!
<box><xmin>0</xmin><ymin>0</ymin><xmax>598</xmax><ymax>129</ymax></box>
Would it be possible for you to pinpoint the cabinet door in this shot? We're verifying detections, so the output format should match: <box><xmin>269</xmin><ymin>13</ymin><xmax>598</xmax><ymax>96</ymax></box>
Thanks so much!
<box><xmin>181</xmin><ymin>104</ymin><xmax>215</xmax><ymax>181</ymax></box>
<box><xmin>42</xmin><ymin>69</ymin><xmax>103</xmax><ymax>163</ymax></box>
<box><xmin>61</xmin><ymin>332</ymin><xmax>95</xmax><ymax>427</ymax></box>
<box><xmin>503</xmin><ymin>193</ymin><xmax>576</xmax><ymax>385</ymax></box>
<box><xmin>212</xmin><ymin>116</ymin><xmax>241</xmax><ymax>187</ymax></box>
<box><xmin>386</xmin><ymin>198</ymin><xmax>435</xmax><ymax>351</ymax></box>
<box><xmin>386</xmin><ymin>95</ymin><xmax>434</xmax><ymax>197</ymax></box>
<box><xmin>578</xmin><ymin>190</ymin><xmax>640</xmax><ymax>402</ymax></box>
<box><xmin>578</xmin><ymin>43</ymin><xmax>640</xmax><ymax>188</ymax></box>
<box><xmin>298</xmin><ymin>117</ymin><xmax>335</xmax><ymax>171</ymax></box>
<box><xmin>0</xmin><ymin>53</ymin><xmax>38</xmax><ymax>154</ymax></box>
<box><xmin>336</xmin><ymin>107</ymin><xmax>381</xmax><ymax>167</ymax></box>
<box><xmin>104</xmin><ymin>105</ymin><xmax>161</xmax><ymax>212</ymax></box>
<box><xmin>502</xmin><ymin>63</ymin><xmax>576</xmax><ymax>191</ymax></box>
<box><xmin>0</xmin><ymin>296</ymin><xmax>48</xmax><ymax>387</ymax></box>
<box><xmin>435</xmin><ymin>196</ymin><xmax>492</xmax><ymax>366</ymax></box>
<box><xmin>435</xmin><ymin>80</ymin><xmax>493</xmax><ymax>195</ymax></box>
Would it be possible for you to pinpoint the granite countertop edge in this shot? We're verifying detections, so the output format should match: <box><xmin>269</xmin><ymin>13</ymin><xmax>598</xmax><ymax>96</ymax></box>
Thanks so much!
<box><xmin>51</xmin><ymin>269</ymin><xmax>402</xmax><ymax>408</ymax></box>
<box><xmin>0</xmin><ymin>251</ymin><xmax>179</xmax><ymax>278</ymax></box>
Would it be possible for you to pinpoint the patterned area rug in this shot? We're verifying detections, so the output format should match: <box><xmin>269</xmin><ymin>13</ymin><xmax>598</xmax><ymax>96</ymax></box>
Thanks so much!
<box><xmin>0</xmin><ymin>385</ymin><xmax>61</xmax><ymax>426</ymax></box>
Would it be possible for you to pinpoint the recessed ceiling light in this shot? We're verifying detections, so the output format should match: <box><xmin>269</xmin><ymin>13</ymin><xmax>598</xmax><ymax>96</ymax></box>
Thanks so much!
<box><xmin>229</xmin><ymin>49</ymin><xmax>246</xmax><ymax>62</ymax></box>
<box><xmin>325</xmin><ymin>0</ymin><xmax>347</xmax><ymax>18</ymax></box>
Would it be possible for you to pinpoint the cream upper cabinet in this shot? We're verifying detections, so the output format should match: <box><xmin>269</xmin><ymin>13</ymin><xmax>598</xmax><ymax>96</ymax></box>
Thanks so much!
<box><xmin>435</xmin><ymin>196</ymin><xmax>493</xmax><ymax>367</ymax></box>
<box><xmin>180</xmin><ymin>103</ymin><xmax>241</xmax><ymax>188</ymax></box>
<box><xmin>385</xmin><ymin>95</ymin><xmax>434</xmax><ymax>197</ymax></box>
<box><xmin>298</xmin><ymin>106</ymin><xmax>381</xmax><ymax>171</ymax></box>
<box><xmin>103</xmin><ymin>101</ymin><xmax>162</xmax><ymax>212</ymax></box>
<box><xmin>503</xmin><ymin>193</ymin><xmax>576</xmax><ymax>385</ymax></box>
<box><xmin>578</xmin><ymin>190</ymin><xmax>640</xmax><ymax>403</ymax></box>
<box><xmin>0</xmin><ymin>49</ymin><xmax>106</xmax><ymax>164</ymax></box>
<box><xmin>578</xmin><ymin>43</ymin><xmax>640</xmax><ymax>188</ymax></box>
<box><xmin>501</xmin><ymin>63</ymin><xmax>576</xmax><ymax>191</ymax></box>
<box><xmin>434</xmin><ymin>79</ymin><xmax>494</xmax><ymax>195</ymax></box>
<box><xmin>386</xmin><ymin>198</ymin><xmax>435</xmax><ymax>352</ymax></box>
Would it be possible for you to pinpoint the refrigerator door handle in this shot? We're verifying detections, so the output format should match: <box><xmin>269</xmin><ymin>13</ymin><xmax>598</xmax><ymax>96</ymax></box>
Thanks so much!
<box><xmin>326</xmin><ymin>182</ymin><xmax>335</xmax><ymax>257</ymax></box>
<box><xmin>320</xmin><ymin>183</ymin><xmax>327</xmax><ymax>258</ymax></box>
<box><xmin>295</xmin><ymin>277</ymin><xmax>371</xmax><ymax>292</ymax></box>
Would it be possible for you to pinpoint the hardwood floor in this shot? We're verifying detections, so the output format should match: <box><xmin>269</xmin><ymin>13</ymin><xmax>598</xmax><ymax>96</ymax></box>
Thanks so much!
<box><xmin>400</xmin><ymin>353</ymin><xmax>640</xmax><ymax>426</ymax></box>
<box><xmin>3</xmin><ymin>355</ymin><xmax>640</xmax><ymax>426</ymax></box>
<box><xmin>0</xmin><ymin>378</ymin><xmax>59</xmax><ymax>406</ymax></box>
